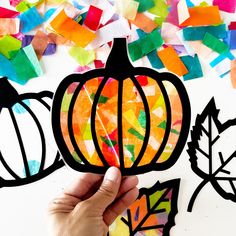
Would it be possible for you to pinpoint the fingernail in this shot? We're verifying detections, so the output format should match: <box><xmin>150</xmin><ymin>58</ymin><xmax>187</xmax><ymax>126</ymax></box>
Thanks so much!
<box><xmin>105</xmin><ymin>167</ymin><xmax>120</xmax><ymax>183</ymax></box>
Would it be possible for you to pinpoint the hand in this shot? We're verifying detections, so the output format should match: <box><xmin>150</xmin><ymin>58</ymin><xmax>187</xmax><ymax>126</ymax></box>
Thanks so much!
<box><xmin>48</xmin><ymin>167</ymin><xmax>139</xmax><ymax>236</ymax></box>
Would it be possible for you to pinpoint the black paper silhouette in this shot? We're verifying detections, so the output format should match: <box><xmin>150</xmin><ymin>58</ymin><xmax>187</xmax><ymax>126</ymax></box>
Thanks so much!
<box><xmin>52</xmin><ymin>37</ymin><xmax>191</xmax><ymax>175</ymax></box>
<box><xmin>109</xmin><ymin>179</ymin><xmax>180</xmax><ymax>236</ymax></box>
<box><xmin>188</xmin><ymin>98</ymin><xmax>236</xmax><ymax>212</ymax></box>
<box><xmin>0</xmin><ymin>78</ymin><xmax>64</xmax><ymax>187</ymax></box>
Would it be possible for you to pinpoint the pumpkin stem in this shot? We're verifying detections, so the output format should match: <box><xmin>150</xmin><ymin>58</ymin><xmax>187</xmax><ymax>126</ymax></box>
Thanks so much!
<box><xmin>106</xmin><ymin>38</ymin><xmax>133</xmax><ymax>78</ymax></box>
<box><xmin>0</xmin><ymin>78</ymin><xmax>19</xmax><ymax>110</ymax></box>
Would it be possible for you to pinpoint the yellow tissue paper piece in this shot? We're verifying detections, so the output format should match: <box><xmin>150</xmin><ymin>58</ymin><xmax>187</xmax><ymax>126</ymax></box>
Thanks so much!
<box><xmin>69</xmin><ymin>46</ymin><xmax>95</xmax><ymax>66</ymax></box>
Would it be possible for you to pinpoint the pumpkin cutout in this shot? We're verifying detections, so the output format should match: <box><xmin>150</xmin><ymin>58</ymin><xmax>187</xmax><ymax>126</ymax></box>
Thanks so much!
<box><xmin>52</xmin><ymin>38</ymin><xmax>191</xmax><ymax>175</ymax></box>
<box><xmin>0</xmin><ymin>78</ymin><xmax>64</xmax><ymax>187</ymax></box>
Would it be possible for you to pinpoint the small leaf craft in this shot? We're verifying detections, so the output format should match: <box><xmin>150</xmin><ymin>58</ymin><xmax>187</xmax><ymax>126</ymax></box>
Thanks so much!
<box><xmin>109</xmin><ymin>179</ymin><xmax>180</xmax><ymax>236</ymax></box>
<box><xmin>188</xmin><ymin>98</ymin><xmax>236</xmax><ymax>212</ymax></box>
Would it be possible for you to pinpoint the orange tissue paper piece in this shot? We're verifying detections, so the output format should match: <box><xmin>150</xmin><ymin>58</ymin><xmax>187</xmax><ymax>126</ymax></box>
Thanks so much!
<box><xmin>0</xmin><ymin>18</ymin><xmax>20</xmax><ymax>35</ymax></box>
<box><xmin>158</xmin><ymin>46</ymin><xmax>188</xmax><ymax>76</ymax></box>
<box><xmin>180</xmin><ymin>6</ymin><xmax>222</xmax><ymax>27</ymax></box>
<box><xmin>230</xmin><ymin>59</ymin><xmax>236</xmax><ymax>88</ymax></box>
<box><xmin>50</xmin><ymin>10</ymin><xmax>96</xmax><ymax>47</ymax></box>
<box><xmin>129</xmin><ymin>13</ymin><xmax>158</xmax><ymax>33</ymax></box>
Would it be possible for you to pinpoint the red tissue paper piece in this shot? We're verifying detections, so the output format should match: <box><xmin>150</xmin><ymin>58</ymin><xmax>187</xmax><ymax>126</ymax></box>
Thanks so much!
<box><xmin>84</xmin><ymin>5</ymin><xmax>103</xmax><ymax>31</ymax></box>
<box><xmin>0</xmin><ymin>7</ymin><xmax>19</xmax><ymax>18</ymax></box>
<box><xmin>229</xmin><ymin>22</ymin><xmax>236</xmax><ymax>30</ymax></box>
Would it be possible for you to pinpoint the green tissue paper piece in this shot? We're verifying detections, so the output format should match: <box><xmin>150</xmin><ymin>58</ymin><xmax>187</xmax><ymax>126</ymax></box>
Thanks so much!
<box><xmin>181</xmin><ymin>55</ymin><xmax>203</xmax><ymax>81</ymax></box>
<box><xmin>90</xmin><ymin>93</ymin><xmax>109</xmax><ymax>104</ymax></box>
<box><xmin>23</xmin><ymin>44</ymin><xmax>43</xmax><ymax>76</ymax></box>
<box><xmin>183</xmin><ymin>24</ymin><xmax>227</xmax><ymax>41</ymax></box>
<box><xmin>148</xmin><ymin>0</ymin><xmax>169</xmax><ymax>18</ymax></box>
<box><xmin>128</xmin><ymin>128</ymin><xmax>144</xmax><ymax>140</ymax></box>
<box><xmin>128</xmin><ymin>29</ymin><xmax>164</xmax><ymax>61</ymax></box>
<box><xmin>101</xmin><ymin>136</ymin><xmax>117</xmax><ymax>148</ymax></box>
<box><xmin>69</xmin><ymin>46</ymin><xmax>95</xmax><ymax>66</ymax></box>
<box><xmin>203</xmin><ymin>32</ymin><xmax>229</xmax><ymax>54</ymax></box>
<box><xmin>158</xmin><ymin>121</ymin><xmax>180</xmax><ymax>135</ymax></box>
<box><xmin>0</xmin><ymin>36</ymin><xmax>22</xmax><ymax>59</ymax></box>
<box><xmin>11</xmin><ymin>45</ymin><xmax>43</xmax><ymax>85</ymax></box>
<box><xmin>138</xmin><ymin>110</ymin><xmax>146</xmax><ymax>128</ymax></box>
<box><xmin>125</xmin><ymin>144</ymin><xmax>135</xmax><ymax>162</ymax></box>
<box><xmin>135</xmin><ymin>0</ymin><xmax>155</xmax><ymax>12</ymax></box>
<box><xmin>16</xmin><ymin>1</ymin><xmax>30</xmax><ymax>12</ymax></box>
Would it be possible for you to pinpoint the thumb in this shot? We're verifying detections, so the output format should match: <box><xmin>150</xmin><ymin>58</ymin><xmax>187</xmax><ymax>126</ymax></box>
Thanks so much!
<box><xmin>88</xmin><ymin>167</ymin><xmax>121</xmax><ymax>212</ymax></box>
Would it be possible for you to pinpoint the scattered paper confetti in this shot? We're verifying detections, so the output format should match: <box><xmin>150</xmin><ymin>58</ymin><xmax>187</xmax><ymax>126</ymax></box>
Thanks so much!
<box><xmin>0</xmin><ymin>0</ymin><xmax>236</xmax><ymax>88</ymax></box>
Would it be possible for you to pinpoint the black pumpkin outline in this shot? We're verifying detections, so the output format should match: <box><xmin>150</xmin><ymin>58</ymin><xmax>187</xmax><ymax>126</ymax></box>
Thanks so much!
<box><xmin>0</xmin><ymin>78</ymin><xmax>64</xmax><ymax>187</ymax></box>
<box><xmin>52</xmin><ymin>38</ymin><xmax>191</xmax><ymax>175</ymax></box>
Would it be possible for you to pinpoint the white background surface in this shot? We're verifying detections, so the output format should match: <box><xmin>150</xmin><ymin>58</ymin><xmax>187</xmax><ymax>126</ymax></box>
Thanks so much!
<box><xmin>1</xmin><ymin>0</ymin><xmax>236</xmax><ymax>235</ymax></box>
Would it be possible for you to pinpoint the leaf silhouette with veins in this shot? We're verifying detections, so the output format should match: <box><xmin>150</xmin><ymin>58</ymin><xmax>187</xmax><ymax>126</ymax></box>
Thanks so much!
<box><xmin>188</xmin><ymin>98</ymin><xmax>236</xmax><ymax>212</ymax></box>
<box><xmin>109</xmin><ymin>179</ymin><xmax>180</xmax><ymax>236</ymax></box>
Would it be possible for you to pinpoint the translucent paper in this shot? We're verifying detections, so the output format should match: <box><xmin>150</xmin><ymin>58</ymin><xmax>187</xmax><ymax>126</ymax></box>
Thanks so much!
<box><xmin>0</xmin><ymin>18</ymin><xmax>20</xmax><ymax>35</ymax></box>
<box><xmin>0</xmin><ymin>36</ymin><xmax>22</xmax><ymax>59</ymax></box>
<box><xmin>50</xmin><ymin>10</ymin><xmax>96</xmax><ymax>47</ymax></box>
<box><xmin>158</xmin><ymin>47</ymin><xmax>188</xmax><ymax>76</ymax></box>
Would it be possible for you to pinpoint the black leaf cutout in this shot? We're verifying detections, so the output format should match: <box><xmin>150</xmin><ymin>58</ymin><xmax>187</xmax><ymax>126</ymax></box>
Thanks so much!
<box><xmin>188</xmin><ymin>98</ymin><xmax>236</xmax><ymax>212</ymax></box>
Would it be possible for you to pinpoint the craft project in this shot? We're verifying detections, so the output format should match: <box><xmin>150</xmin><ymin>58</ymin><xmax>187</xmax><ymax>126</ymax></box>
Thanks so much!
<box><xmin>0</xmin><ymin>78</ymin><xmax>64</xmax><ymax>187</ymax></box>
<box><xmin>188</xmin><ymin>98</ymin><xmax>236</xmax><ymax>212</ymax></box>
<box><xmin>52</xmin><ymin>38</ymin><xmax>191</xmax><ymax>175</ymax></box>
<box><xmin>109</xmin><ymin>179</ymin><xmax>180</xmax><ymax>236</ymax></box>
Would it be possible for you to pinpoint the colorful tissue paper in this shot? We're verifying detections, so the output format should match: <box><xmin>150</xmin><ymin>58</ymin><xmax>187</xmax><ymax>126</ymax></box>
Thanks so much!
<box><xmin>69</xmin><ymin>46</ymin><xmax>95</xmax><ymax>66</ymax></box>
<box><xmin>0</xmin><ymin>7</ymin><xmax>20</xmax><ymax>18</ymax></box>
<box><xmin>0</xmin><ymin>18</ymin><xmax>20</xmax><ymax>35</ymax></box>
<box><xmin>158</xmin><ymin>46</ymin><xmax>188</xmax><ymax>76</ymax></box>
<box><xmin>130</xmin><ymin>13</ymin><xmax>158</xmax><ymax>33</ymax></box>
<box><xmin>224</xmin><ymin>30</ymin><xmax>236</xmax><ymax>50</ymax></box>
<box><xmin>31</xmin><ymin>30</ymin><xmax>48</xmax><ymax>59</ymax></box>
<box><xmin>213</xmin><ymin>0</ymin><xmax>236</xmax><ymax>13</ymax></box>
<box><xmin>230</xmin><ymin>59</ymin><xmax>236</xmax><ymax>88</ymax></box>
<box><xmin>0</xmin><ymin>35</ymin><xmax>22</xmax><ymax>59</ymax></box>
<box><xmin>11</xmin><ymin>45</ymin><xmax>43</xmax><ymax>85</ymax></box>
<box><xmin>161</xmin><ymin>22</ymin><xmax>182</xmax><ymax>45</ymax></box>
<box><xmin>177</xmin><ymin>0</ymin><xmax>190</xmax><ymax>25</ymax></box>
<box><xmin>50</xmin><ymin>10</ymin><xmax>96</xmax><ymax>47</ymax></box>
<box><xmin>43</xmin><ymin>43</ymin><xmax>57</xmax><ymax>56</ymax></box>
<box><xmin>84</xmin><ymin>5</ymin><xmax>103</xmax><ymax>31</ymax></box>
<box><xmin>181</xmin><ymin>55</ymin><xmax>203</xmax><ymax>80</ymax></box>
<box><xmin>148</xmin><ymin>0</ymin><xmax>169</xmax><ymax>27</ymax></box>
<box><xmin>90</xmin><ymin>18</ymin><xmax>131</xmax><ymax>49</ymax></box>
<box><xmin>183</xmin><ymin>24</ymin><xmax>227</xmax><ymax>41</ymax></box>
<box><xmin>203</xmin><ymin>33</ymin><xmax>229</xmax><ymax>54</ymax></box>
<box><xmin>0</xmin><ymin>54</ymin><xmax>17</xmax><ymax>81</ymax></box>
<box><xmin>147</xmin><ymin>50</ymin><xmax>164</xmax><ymax>69</ymax></box>
<box><xmin>115</xmin><ymin>0</ymin><xmax>139</xmax><ymax>20</ymax></box>
<box><xmin>18</xmin><ymin>7</ymin><xmax>44</xmax><ymax>33</ymax></box>
<box><xmin>128</xmin><ymin>29</ymin><xmax>164</xmax><ymax>61</ymax></box>
<box><xmin>135</xmin><ymin>0</ymin><xmax>155</xmax><ymax>12</ymax></box>
<box><xmin>136</xmin><ymin>29</ymin><xmax>164</xmax><ymax>69</ymax></box>
<box><xmin>229</xmin><ymin>22</ymin><xmax>236</xmax><ymax>30</ymax></box>
<box><xmin>10</xmin><ymin>0</ymin><xmax>22</xmax><ymax>7</ymax></box>
<box><xmin>180</xmin><ymin>6</ymin><xmax>222</xmax><ymax>27</ymax></box>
